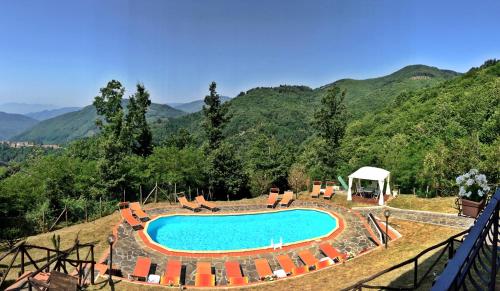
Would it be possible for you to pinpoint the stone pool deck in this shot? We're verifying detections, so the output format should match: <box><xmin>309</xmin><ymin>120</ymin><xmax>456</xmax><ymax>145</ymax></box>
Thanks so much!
<box><xmin>110</xmin><ymin>201</ymin><xmax>379</xmax><ymax>286</ymax></box>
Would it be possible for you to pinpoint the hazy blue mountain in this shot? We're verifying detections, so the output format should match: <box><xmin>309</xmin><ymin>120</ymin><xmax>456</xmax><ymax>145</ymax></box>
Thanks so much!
<box><xmin>0</xmin><ymin>112</ymin><xmax>38</xmax><ymax>140</ymax></box>
<box><xmin>0</xmin><ymin>103</ymin><xmax>58</xmax><ymax>114</ymax></box>
<box><xmin>26</xmin><ymin>107</ymin><xmax>81</xmax><ymax>121</ymax></box>
<box><xmin>169</xmin><ymin>96</ymin><xmax>231</xmax><ymax>113</ymax></box>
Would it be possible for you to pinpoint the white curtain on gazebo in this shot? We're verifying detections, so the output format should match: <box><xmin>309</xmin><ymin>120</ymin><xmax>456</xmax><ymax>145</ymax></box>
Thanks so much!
<box><xmin>347</xmin><ymin>166</ymin><xmax>392</xmax><ymax>206</ymax></box>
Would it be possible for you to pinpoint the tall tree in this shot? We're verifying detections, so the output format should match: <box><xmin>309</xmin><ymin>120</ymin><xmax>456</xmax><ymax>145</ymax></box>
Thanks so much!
<box><xmin>201</xmin><ymin>82</ymin><xmax>246</xmax><ymax>199</ymax></box>
<box><xmin>126</xmin><ymin>84</ymin><xmax>153</xmax><ymax>157</ymax></box>
<box><xmin>202</xmin><ymin>82</ymin><xmax>231</xmax><ymax>153</ymax></box>
<box><xmin>309</xmin><ymin>86</ymin><xmax>348</xmax><ymax>178</ymax></box>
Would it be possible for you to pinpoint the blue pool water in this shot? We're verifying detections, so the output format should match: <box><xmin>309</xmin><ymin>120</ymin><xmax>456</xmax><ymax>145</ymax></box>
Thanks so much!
<box><xmin>146</xmin><ymin>209</ymin><xmax>337</xmax><ymax>252</ymax></box>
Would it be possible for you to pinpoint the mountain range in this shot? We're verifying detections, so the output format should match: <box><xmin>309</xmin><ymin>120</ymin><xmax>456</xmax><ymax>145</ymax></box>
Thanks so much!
<box><xmin>167</xmin><ymin>96</ymin><xmax>231</xmax><ymax>113</ymax></box>
<box><xmin>5</xmin><ymin>64</ymin><xmax>462</xmax><ymax>145</ymax></box>
<box><xmin>0</xmin><ymin>112</ymin><xmax>38</xmax><ymax>140</ymax></box>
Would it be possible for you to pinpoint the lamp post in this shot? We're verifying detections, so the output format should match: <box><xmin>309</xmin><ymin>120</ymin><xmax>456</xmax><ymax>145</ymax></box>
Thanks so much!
<box><xmin>107</xmin><ymin>234</ymin><xmax>115</xmax><ymax>284</ymax></box>
<box><xmin>384</xmin><ymin>209</ymin><xmax>391</xmax><ymax>249</ymax></box>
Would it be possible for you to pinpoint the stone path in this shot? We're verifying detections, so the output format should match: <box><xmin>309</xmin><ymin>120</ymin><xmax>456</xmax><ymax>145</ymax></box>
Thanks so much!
<box><xmin>111</xmin><ymin>201</ymin><xmax>378</xmax><ymax>286</ymax></box>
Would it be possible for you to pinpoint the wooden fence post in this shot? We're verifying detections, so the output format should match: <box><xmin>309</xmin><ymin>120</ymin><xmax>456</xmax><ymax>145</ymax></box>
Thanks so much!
<box><xmin>99</xmin><ymin>197</ymin><xmax>102</xmax><ymax>218</ymax></box>
<box><xmin>20</xmin><ymin>245</ymin><xmax>25</xmax><ymax>275</ymax></box>
<box><xmin>65</xmin><ymin>206</ymin><xmax>68</xmax><ymax>227</ymax></box>
<box><xmin>140</xmin><ymin>185</ymin><xmax>143</xmax><ymax>205</ymax></box>
<box><xmin>155</xmin><ymin>181</ymin><xmax>158</xmax><ymax>203</ymax></box>
<box><xmin>85</xmin><ymin>200</ymin><xmax>88</xmax><ymax>223</ymax></box>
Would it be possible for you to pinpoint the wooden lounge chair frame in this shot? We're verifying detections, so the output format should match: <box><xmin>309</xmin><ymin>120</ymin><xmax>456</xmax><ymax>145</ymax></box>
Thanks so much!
<box><xmin>311</xmin><ymin>181</ymin><xmax>322</xmax><ymax>198</ymax></box>
<box><xmin>267</xmin><ymin>192</ymin><xmax>279</xmax><ymax>208</ymax></box>
<box><xmin>161</xmin><ymin>260</ymin><xmax>182</xmax><ymax>286</ymax></box>
<box><xmin>178</xmin><ymin>196</ymin><xmax>201</xmax><ymax>212</ymax></box>
<box><xmin>195</xmin><ymin>262</ymin><xmax>215</xmax><ymax>287</ymax></box>
<box><xmin>323</xmin><ymin>181</ymin><xmax>335</xmax><ymax>200</ymax></box>
<box><xmin>129</xmin><ymin>202</ymin><xmax>150</xmax><ymax>221</ymax></box>
<box><xmin>195</xmin><ymin>195</ymin><xmax>219</xmax><ymax>211</ymax></box>
<box><xmin>120</xmin><ymin>208</ymin><xmax>143</xmax><ymax>230</ymax></box>
<box><xmin>225</xmin><ymin>261</ymin><xmax>249</xmax><ymax>286</ymax></box>
<box><xmin>129</xmin><ymin>257</ymin><xmax>151</xmax><ymax>281</ymax></box>
<box><xmin>280</xmin><ymin>191</ymin><xmax>294</xmax><ymax>207</ymax></box>
<box><xmin>254</xmin><ymin>258</ymin><xmax>273</xmax><ymax>280</ymax></box>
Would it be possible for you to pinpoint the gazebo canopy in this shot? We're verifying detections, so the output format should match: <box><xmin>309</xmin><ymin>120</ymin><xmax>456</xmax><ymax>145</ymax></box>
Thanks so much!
<box><xmin>348</xmin><ymin>166</ymin><xmax>390</xmax><ymax>181</ymax></box>
<box><xmin>347</xmin><ymin>166</ymin><xmax>392</xmax><ymax>206</ymax></box>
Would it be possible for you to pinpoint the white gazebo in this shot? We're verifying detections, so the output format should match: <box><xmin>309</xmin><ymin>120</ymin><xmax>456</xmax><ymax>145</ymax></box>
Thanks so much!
<box><xmin>347</xmin><ymin>166</ymin><xmax>392</xmax><ymax>206</ymax></box>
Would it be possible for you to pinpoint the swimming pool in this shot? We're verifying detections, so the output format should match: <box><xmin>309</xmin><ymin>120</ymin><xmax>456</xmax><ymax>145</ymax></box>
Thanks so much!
<box><xmin>145</xmin><ymin>209</ymin><xmax>338</xmax><ymax>252</ymax></box>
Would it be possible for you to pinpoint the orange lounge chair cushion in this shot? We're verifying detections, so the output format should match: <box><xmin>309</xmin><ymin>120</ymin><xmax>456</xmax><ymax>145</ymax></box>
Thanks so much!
<box><xmin>255</xmin><ymin>259</ymin><xmax>273</xmax><ymax>279</ymax></box>
<box><xmin>161</xmin><ymin>275</ymin><xmax>180</xmax><ymax>285</ymax></box>
<box><xmin>197</xmin><ymin>262</ymin><xmax>212</xmax><ymax>275</ymax></box>
<box><xmin>267</xmin><ymin>193</ymin><xmax>278</xmax><ymax>205</ymax></box>
<box><xmin>162</xmin><ymin>260</ymin><xmax>181</xmax><ymax>285</ymax></box>
<box><xmin>315</xmin><ymin>259</ymin><xmax>333</xmax><ymax>269</ymax></box>
<box><xmin>280</xmin><ymin>192</ymin><xmax>293</xmax><ymax>205</ymax></box>
<box><xmin>132</xmin><ymin>257</ymin><xmax>151</xmax><ymax>279</ymax></box>
<box><xmin>121</xmin><ymin>208</ymin><xmax>141</xmax><ymax>227</ymax></box>
<box><xmin>225</xmin><ymin>261</ymin><xmax>243</xmax><ymax>278</ymax></box>
<box><xmin>319</xmin><ymin>243</ymin><xmax>345</xmax><ymax>261</ymax></box>
<box><xmin>179</xmin><ymin>197</ymin><xmax>199</xmax><ymax>210</ymax></box>
<box><xmin>276</xmin><ymin>255</ymin><xmax>295</xmax><ymax>274</ymax></box>
<box><xmin>195</xmin><ymin>274</ymin><xmax>215</xmax><ymax>287</ymax></box>
<box><xmin>291</xmin><ymin>266</ymin><xmax>309</xmax><ymax>275</ymax></box>
<box><xmin>324</xmin><ymin>186</ymin><xmax>334</xmax><ymax>197</ymax></box>
<box><xmin>130</xmin><ymin>202</ymin><xmax>149</xmax><ymax>219</ymax></box>
<box><xmin>298</xmin><ymin>250</ymin><xmax>318</xmax><ymax>267</ymax></box>
<box><xmin>228</xmin><ymin>276</ymin><xmax>249</xmax><ymax>285</ymax></box>
<box><xmin>196</xmin><ymin>196</ymin><xmax>217</xmax><ymax>209</ymax></box>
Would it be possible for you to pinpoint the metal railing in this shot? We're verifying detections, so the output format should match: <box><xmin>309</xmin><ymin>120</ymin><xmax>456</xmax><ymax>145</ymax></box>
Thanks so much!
<box><xmin>432</xmin><ymin>188</ymin><xmax>500</xmax><ymax>290</ymax></box>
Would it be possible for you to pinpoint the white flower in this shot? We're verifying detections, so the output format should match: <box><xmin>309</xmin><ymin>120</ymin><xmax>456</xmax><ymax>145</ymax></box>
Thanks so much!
<box><xmin>459</xmin><ymin>187</ymin><xmax>466</xmax><ymax>196</ymax></box>
<box><xmin>466</xmin><ymin>191</ymin><xmax>472</xmax><ymax>198</ymax></box>
<box><xmin>464</xmin><ymin>173</ymin><xmax>470</xmax><ymax>179</ymax></box>
<box><xmin>469</xmin><ymin>169</ymin><xmax>478</xmax><ymax>175</ymax></box>
<box><xmin>466</xmin><ymin>179</ymin><xmax>475</xmax><ymax>186</ymax></box>
<box><xmin>456</xmin><ymin>176</ymin><xmax>463</xmax><ymax>185</ymax></box>
<box><xmin>478</xmin><ymin>190</ymin><xmax>484</xmax><ymax>197</ymax></box>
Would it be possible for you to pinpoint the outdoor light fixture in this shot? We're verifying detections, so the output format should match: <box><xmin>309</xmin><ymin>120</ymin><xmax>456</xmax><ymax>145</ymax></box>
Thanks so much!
<box><xmin>384</xmin><ymin>209</ymin><xmax>391</xmax><ymax>249</ymax></box>
<box><xmin>107</xmin><ymin>234</ymin><xmax>115</xmax><ymax>283</ymax></box>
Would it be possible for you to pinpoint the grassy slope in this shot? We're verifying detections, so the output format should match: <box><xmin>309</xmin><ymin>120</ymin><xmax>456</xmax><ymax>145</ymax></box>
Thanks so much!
<box><xmin>0</xmin><ymin>112</ymin><xmax>38</xmax><ymax>140</ymax></box>
<box><xmin>14</xmin><ymin>101</ymin><xmax>185</xmax><ymax>144</ymax></box>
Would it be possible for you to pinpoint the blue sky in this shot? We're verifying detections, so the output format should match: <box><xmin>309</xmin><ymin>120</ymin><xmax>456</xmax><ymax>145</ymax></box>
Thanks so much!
<box><xmin>0</xmin><ymin>0</ymin><xmax>499</xmax><ymax>107</ymax></box>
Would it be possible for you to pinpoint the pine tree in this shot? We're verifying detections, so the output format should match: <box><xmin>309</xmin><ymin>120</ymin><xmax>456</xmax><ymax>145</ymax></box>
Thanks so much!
<box><xmin>202</xmin><ymin>82</ymin><xmax>231</xmax><ymax>153</ymax></box>
<box><xmin>126</xmin><ymin>84</ymin><xmax>153</xmax><ymax>157</ymax></box>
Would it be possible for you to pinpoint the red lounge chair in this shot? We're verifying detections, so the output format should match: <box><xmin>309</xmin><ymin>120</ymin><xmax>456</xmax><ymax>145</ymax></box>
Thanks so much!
<box><xmin>280</xmin><ymin>191</ymin><xmax>294</xmax><ymax>207</ymax></box>
<box><xmin>311</xmin><ymin>181</ymin><xmax>322</xmax><ymax>198</ymax></box>
<box><xmin>195</xmin><ymin>195</ymin><xmax>219</xmax><ymax>211</ymax></box>
<box><xmin>225</xmin><ymin>261</ymin><xmax>248</xmax><ymax>286</ymax></box>
<box><xmin>323</xmin><ymin>182</ymin><xmax>335</xmax><ymax>200</ymax></box>
<box><xmin>195</xmin><ymin>262</ymin><xmax>215</xmax><ymax>287</ymax></box>
<box><xmin>129</xmin><ymin>202</ymin><xmax>149</xmax><ymax>221</ymax></box>
<box><xmin>129</xmin><ymin>257</ymin><xmax>151</xmax><ymax>281</ymax></box>
<box><xmin>298</xmin><ymin>250</ymin><xmax>319</xmax><ymax>270</ymax></box>
<box><xmin>161</xmin><ymin>260</ymin><xmax>182</xmax><ymax>286</ymax></box>
<box><xmin>254</xmin><ymin>258</ymin><xmax>273</xmax><ymax>280</ymax></box>
<box><xmin>319</xmin><ymin>243</ymin><xmax>345</xmax><ymax>262</ymax></box>
<box><xmin>276</xmin><ymin>254</ymin><xmax>309</xmax><ymax>276</ymax></box>
<box><xmin>120</xmin><ymin>208</ymin><xmax>142</xmax><ymax>230</ymax></box>
<box><xmin>267</xmin><ymin>192</ymin><xmax>279</xmax><ymax>208</ymax></box>
<box><xmin>178</xmin><ymin>196</ymin><xmax>201</xmax><ymax>212</ymax></box>
<box><xmin>315</xmin><ymin>258</ymin><xmax>334</xmax><ymax>270</ymax></box>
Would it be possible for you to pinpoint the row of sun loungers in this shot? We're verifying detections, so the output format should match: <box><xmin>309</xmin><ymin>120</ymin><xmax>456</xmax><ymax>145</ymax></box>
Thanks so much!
<box><xmin>178</xmin><ymin>195</ymin><xmax>219</xmax><ymax>212</ymax></box>
<box><xmin>311</xmin><ymin>181</ymin><xmax>336</xmax><ymax>199</ymax></box>
<box><xmin>267</xmin><ymin>190</ymin><xmax>294</xmax><ymax>208</ymax></box>
<box><xmin>120</xmin><ymin>202</ymin><xmax>150</xmax><ymax>230</ymax></box>
<box><xmin>127</xmin><ymin>243</ymin><xmax>345</xmax><ymax>286</ymax></box>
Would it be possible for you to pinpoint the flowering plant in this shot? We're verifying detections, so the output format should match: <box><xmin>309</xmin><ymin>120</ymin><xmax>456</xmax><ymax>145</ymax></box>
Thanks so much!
<box><xmin>456</xmin><ymin>169</ymin><xmax>490</xmax><ymax>202</ymax></box>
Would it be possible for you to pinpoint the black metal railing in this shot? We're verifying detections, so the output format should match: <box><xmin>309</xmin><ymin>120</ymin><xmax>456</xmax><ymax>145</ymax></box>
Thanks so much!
<box><xmin>432</xmin><ymin>188</ymin><xmax>500</xmax><ymax>290</ymax></box>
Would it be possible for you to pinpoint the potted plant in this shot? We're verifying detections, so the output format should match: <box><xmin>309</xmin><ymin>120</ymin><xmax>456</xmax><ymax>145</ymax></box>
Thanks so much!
<box><xmin>456</xmin><ymin>169</ymin><xmax>490</xmax><ymax>218</ymax></box>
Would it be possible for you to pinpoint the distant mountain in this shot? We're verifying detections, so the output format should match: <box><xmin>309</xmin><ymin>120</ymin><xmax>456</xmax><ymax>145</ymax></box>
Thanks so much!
<box><xmin>26</xmin><ymin>107</ymin><xmax>81</xmax><ymax>121</ymax></box>
<box><xmin>169</xmin><ymin>96</ymin><xmax>231</xmax><ymax>113</ymax></box>
<box><xmin>15</xmin><ymin>100</ymin><xmax>185</xmax><ymax>144</ymax></box>
<box><xmin>0</xmin><ymin>112</ymin><xmax>38</xmax><ymax>140</ymax></box>
<box><xmin>157</xmin><ymin>65</ymin><xmax>461</xmax><ymax>147</ymax></box>
<box><xmin>0</xmin><ymin>103</ymin><xmax>58</xmax><ymax>114</ymax></box>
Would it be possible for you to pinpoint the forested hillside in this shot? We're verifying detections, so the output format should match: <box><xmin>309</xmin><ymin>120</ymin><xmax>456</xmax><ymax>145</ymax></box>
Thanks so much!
<box><xmin>339</xmin><ymin>60</ymin><xmax>499</xmax><ymax>194</ymax></box>
<box><xmin>15</xmin><ymin>101</ymin><xmax>185</xmax><ymax>144</ymax></box>
<box><xmin>0</xmin><ymin>112</ymin><xmax>38</xmax><ymax>139</ymax></box>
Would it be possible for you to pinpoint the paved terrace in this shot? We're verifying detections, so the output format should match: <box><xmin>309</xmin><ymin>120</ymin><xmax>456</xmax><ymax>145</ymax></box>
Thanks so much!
<box><xmin>110</xmin><ymin>200</ymin><xmax>379</xmax><ymax>286</ymax></box>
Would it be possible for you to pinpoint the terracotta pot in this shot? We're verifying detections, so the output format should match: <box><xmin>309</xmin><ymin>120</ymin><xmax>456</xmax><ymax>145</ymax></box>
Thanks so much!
<box><xmin>461</xmin><ymin>198</ymin><xmax>485</xmax><ymax>218</ymax></box>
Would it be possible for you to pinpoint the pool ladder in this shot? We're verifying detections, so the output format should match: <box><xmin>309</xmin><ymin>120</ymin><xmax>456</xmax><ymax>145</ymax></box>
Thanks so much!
<box><xmin>271</xmin><ymin>237</ymin><xmax>283</xmax><ymax>250</ymax></box>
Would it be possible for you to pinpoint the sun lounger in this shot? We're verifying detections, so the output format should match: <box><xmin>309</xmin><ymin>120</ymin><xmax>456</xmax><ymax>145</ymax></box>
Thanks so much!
<box><xmin>315</xmin><ymin>257</ymin><xmax>334</xmax><ymax>269</ymax></box>
<box><xmin>311</xmin><ymin>181</ymin><xmax>322</xmax><ymax>198</ymax></box>
<box><xmin>254</xmin><ymin>258</ymin><xmax>273</xmax><ymax>280</ymax></box>
<box><xmin>323</xmin><ymin>182</ymin><xmax>335</xmax><ymax>199</ymax></box>
<box><xmin>298</xmin><ymin>250</ymin><xmax>319</xmax><ymax>270</ymax></box>
<box><xmin>195</xmin><ymin>262</ymin><xmax>215</xmax><ymax>287</ymax></box>
<box><xmin>319</xmin><ymin>243</ymin><xmax>345</xmax><ymax>262</ymax></box>
<box><xmin>178</xmin><ymin>196</ymin><xmax>201</xmax><ymax>212</ymax></box>
<box><xmin>129</xmin><ymin>202</ymin><xmax>150</xmax><ymax>221</ymax></box>
<box><xmin>129</xmin><ymin>257</ymin><xmax>151</xmax><ymax>281</ymax></box>
<box><xmin>280</xmin><ymin>191</ymin><xmax>294</xmax><ymax>207</ymax></box>
<box><xmin>120</xmin><ymin>208</ymin><xmax>143</xmax><ymax>230</ymax></box>
<box><xmin>225</xmin><ymin>261</ymin><xmax>249</xmax><ymax>286</ymax></box>
<box><xmin>267</xmin><ymin>192</ymin><xmax>279</xmax><ymax>208</ymax></box>
<box><xmin>195</xmin><ymin>195</ymin><xmax>219</xmax><ymax>211</ymax></box>
<box><xmin>160</xmin><ymin>260</ymin><xmax>182</xmax><ymax>286</ymax></box>
<box><xmin>276</xmin><ymin>254</ymin><xmax>309</xmax><ymax>276</ymax></box>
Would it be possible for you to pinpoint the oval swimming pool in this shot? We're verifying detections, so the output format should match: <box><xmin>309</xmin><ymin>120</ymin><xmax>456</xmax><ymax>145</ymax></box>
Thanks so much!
<box><xmin>145</xmin><ymin>209</ymin><xmax>338</xmax><ymax>252</ymax></box>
